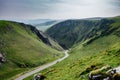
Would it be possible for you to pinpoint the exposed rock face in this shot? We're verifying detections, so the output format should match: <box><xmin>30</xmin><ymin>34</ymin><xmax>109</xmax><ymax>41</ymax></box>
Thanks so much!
<box><xmin>19</xmin><ymin>23</ymin><xmax>63</xmax><ymax>51</ymax></box>
<box><xmin>114</xmin><ymin>66</ymin><xmax>120</xmax><ymax>74</ymax></box>
<box><xmin>89</xmin><ymin>74</ymin><xmax>102</xmax><ymax>80</ymax></box>
<box><xmin>19</xmin><ymin>23</ymin><xmax>51</xmax><ymax>46</ymax></box>
<box><xmin>89</xmin><ymin>66</ymin><xmax>120</xmax><ymax>80</ymax></box>
<box><xmin>89</xmin><ymin>65</ymin><xmax>111</xmax><ymax>80</ymax></box>
<box><xmin>0</xmin><ymin>53</ymin><xmax>6</xmax><ymax>65</ymax></box>
<box><xmin>28</xmin><ymin>24</ymin><xmax>52</xmax><ymax>46</ymax></box>
<box><xmin>34</xmin><ymin>73</ymin><xmax>46</xmax><ymax>80</ymax></box>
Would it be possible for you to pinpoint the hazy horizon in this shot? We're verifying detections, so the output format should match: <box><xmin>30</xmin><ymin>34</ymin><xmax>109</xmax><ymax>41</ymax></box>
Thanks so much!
<box><xmin>0</xmin><ymin>0</ymin><xmax>120</xmax><ymax>20</ymax></box>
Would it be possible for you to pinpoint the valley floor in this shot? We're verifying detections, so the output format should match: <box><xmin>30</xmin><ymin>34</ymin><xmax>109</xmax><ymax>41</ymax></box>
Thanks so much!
<box><xmin>15</xmin><ymin>51</ymin><xmax>68</xmax><ymax>80</ymax></box>
<box><xmin>25</xmin><ymin>35</ymin><xmax>120</xmax><ymax>80</ymax></box>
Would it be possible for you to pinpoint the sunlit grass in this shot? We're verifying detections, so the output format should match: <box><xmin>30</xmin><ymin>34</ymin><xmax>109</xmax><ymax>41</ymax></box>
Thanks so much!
<box><xmin>0</xmin><ymin>20</ymin><xmax>64</xmax><ymax>80</ymax></box>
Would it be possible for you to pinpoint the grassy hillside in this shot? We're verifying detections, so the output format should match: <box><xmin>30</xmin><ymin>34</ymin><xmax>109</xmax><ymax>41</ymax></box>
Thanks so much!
<box><xmin>46</xmin><ymin>20</ymin><xmax>99</xmax><ymax>49</ymax></box>
<box><xmin>0</xmin><ymin>20</ymin><xmax>63</xmax><ymax>80</ymax></box>
<box><xmin>25</xmin><ymin>16</ymin><xmax>120</xmax><ymax>80</ymax></box>
<box><xmin>46</xmin><ymin>17</ymin><xmax>119</xmax><ymax>49</ymax></box>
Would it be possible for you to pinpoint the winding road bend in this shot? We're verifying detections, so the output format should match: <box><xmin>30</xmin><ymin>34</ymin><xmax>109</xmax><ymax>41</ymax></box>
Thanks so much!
<box><xmin>15</xmin><ymin>50</ymin><xmax>69</xmax><ymax>80</ymax></box>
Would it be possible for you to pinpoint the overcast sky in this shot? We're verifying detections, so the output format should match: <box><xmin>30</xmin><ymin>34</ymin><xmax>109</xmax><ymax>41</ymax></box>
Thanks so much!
<box><xmin>0</xmin><ymin>0</ymin><xmax>120</xmax><ymax>20</ymax></box>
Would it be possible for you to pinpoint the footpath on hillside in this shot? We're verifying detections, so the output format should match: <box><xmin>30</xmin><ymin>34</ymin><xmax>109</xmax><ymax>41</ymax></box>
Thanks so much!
<box><xmin>15</xmin><ymin>50</ymin><xmax>69</xmax><ymax>80</ymax></box>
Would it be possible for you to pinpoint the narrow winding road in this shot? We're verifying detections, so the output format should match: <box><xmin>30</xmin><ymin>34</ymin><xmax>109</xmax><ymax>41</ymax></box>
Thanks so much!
<box><xmin>15</xmin><ymin>50</ymin><xmax>69</xmax><ymax>80</ymax></box>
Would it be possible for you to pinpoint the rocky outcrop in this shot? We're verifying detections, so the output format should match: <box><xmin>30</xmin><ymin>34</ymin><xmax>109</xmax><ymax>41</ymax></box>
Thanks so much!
<box><xmin>33</xmin><ymin>73</ymin><xmax>46</xmax><ymax>80</ymax></box>
<box><xmin>89</xmin><ymin>66</ymin><xmax>120</xmax><ymax>80</ymax></box>
<box><xmin>0</xmin><ymin>53</ymin><xmax>6</xmax><ymax>65</ymax></box>
<box><xmin>19</xmin><ymin>23</ymin><xmax>63</xmax><ymax>51</ymax></box>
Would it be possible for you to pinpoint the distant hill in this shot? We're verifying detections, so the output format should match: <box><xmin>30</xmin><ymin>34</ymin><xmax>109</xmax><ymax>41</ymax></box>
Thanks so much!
<box><xmin>82</xmin><ymin>17</ymin><xmax>103</xmax><ymax>20</ymax></box>
<box><xmin>35</xmin><ymin>20</ymin><xmax>57</xmax><ymax>26</ymax></box>
<box><xmin>0</xmin><ymin>20</ymin><xmax>63</xmax><ymax>79</ymax></box>
<box><xmin>46</xmin><ymin>19</ymin><xmax>99</xmax><ymax>49</ymax></box>
<box><xmin>25</xmin><ymin>19</ymin><xmax>52</xmax><ymax>25</ymax></box>
<box><xmin>34</xmin><ymin>20</ymin><xmax>62</xmax><ymax>31</ymax></box>
<box><xmin>25</xmin><ymin>19</ymin><xmax>63</xmax><ymax>31</ymax></box>
<box><xmin>46</xmin><ymin>17</ymin><xmax>119</xmax><ymax>49</ymax></box>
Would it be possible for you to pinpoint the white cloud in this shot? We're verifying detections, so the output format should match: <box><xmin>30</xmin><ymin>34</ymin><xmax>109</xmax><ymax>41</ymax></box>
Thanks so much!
<box><xmin>0</xmin><ymin>0</ymin><xmax>120</xmax><ymax>20</ymax></box>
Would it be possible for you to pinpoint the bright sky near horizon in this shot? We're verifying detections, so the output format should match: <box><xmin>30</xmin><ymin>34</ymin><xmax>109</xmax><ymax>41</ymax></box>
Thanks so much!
<box><xmin>0</xmin><ymin>0</ymin><xmax>120</xmax><ymax>20</ymax></box>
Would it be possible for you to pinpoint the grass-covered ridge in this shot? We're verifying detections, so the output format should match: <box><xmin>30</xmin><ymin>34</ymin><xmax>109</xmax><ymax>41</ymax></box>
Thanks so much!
<box><xmin>46</xmin><ymin>16</ymin><xmax>120</xmax><ymax>49</ymax></box>
<box><xmin>25</xmin><ymin>16</ymin><xmax>120</xmax><ymax>80</ymax></box>
<box><xmin>0</xmin><ymin>20</ymin><xmax>63</xmax><ymax>80</ymax></box>
<box><xmin>46</xmin><ymin>20</ymin><xmax>99</xmax><ymax>49</ymax></box>
<box><xmin>25</xmin><ymin>35</ymin><xmax>120</xmax><ymax>80</ymax></box>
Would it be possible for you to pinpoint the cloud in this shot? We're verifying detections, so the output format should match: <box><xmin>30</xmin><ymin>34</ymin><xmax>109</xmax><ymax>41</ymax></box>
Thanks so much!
<box><xmin>0</xmin><ymin>0</ymin><xmax>120</xmax><ymax>20</ymax></box>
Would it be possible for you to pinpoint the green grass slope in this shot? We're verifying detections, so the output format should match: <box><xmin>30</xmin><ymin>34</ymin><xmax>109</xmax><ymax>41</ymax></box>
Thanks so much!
<box><xmin>25</xmin><ymin>16</ymin><xmax>120</xmax><ymax>80</ymax></box>
<box><xmin>46</xmin><ymin>20</ymin><xmax>100</xmax><ymax>49</ymax></box>
<box><xmin>0</xmin><ymin>20</ymin><xmax>63</xmax><ymax>80</ymax></box>
<box><xmin>46</xmin><ymin>17</ymin><xmax>119</xmax><ymax>49</ymax></box>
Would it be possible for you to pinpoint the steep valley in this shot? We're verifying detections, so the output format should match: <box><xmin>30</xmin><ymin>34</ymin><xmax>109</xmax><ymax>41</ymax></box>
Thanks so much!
<box><xmin>1</xmin><ymin>16</ymin><xmax>120</xmax><ymax>80</ymax></box>
<box><xmin>0</xmin><ymin>20</ymin><xmax>63</xmax><ymax>80</ymax></box>
<box><xmin>25</xmin><ymin>16</ymin><xmax>120</xmax><ymax>80</ymax></box>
